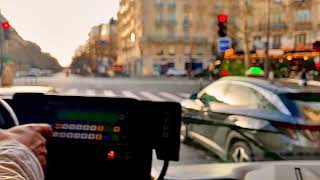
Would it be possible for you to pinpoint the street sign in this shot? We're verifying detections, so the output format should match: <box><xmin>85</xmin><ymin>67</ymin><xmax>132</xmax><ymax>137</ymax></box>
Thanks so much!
<box><xmin>100</xmin><ymin>40</ymin><xmax>108</xmax><ymax>46</ymax></box>
<box><xmin>217</xmin><ymin>37</ymin><xmax>231</xmax><ymax>52</ymax></box>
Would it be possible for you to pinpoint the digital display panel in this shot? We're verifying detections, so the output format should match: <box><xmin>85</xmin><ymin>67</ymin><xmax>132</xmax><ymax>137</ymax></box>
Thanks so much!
<box><xmin>57</xmin><ymin>111</ymin><xmax>120</xmax><ymax>124</ymax></box>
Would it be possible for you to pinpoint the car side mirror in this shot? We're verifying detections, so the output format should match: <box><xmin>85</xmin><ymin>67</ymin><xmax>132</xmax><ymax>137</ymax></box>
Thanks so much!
<box><xmin>190</xmin><ymin>93</ymin><xmax>198</xmax><ymax>100</ymax></box>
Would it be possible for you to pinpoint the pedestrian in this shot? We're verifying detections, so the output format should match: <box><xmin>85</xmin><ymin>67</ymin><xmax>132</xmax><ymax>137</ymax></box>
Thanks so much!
<box><xmin>300</xmin><ymin>68</ymin><xmax>308</xmax><ymax>86</ymax></box>
<box><xmin>1</xmin><ymin>63</ymin><xmax>14</xmax><ymax>87</ymax></box>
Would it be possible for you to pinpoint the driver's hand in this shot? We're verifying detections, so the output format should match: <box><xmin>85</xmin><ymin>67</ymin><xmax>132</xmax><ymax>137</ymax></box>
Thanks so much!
<box><xmin>3</xmin><ymin>124</ymin><xmax>52</xmax><ymax>168</ymax></box>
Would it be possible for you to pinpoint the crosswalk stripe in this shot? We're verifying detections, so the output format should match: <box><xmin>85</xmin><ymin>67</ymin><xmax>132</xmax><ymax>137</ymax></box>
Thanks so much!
<box><xmin>122</xmin><ymin>91</ymin><xmax>141</xmax><ymax>100</ymax></box>
<box><xmin>65</xmin><ymin>88</ymin><xmax>78</xmax><ymax>94</ymax></box>
<box><xmin>55</xmin><ymin>88</ymin><xmax>62</xmax><ymax>92</ymax></box>
<box><xmin>85</xmin><ymin>89</ymin><xmax>96</xmax><ymax>96</ymax></box>
<box><xmin>140</xmin><ymin>91</ymin><xmax>165</xmax><ymax>101</ymax></box>
<box><xmin>103</xmin><ymin>90</ymin><xmax>117</xmax><ymax>97</ymax></box>
<box><xmin>159</xmin><ymin>92</ymin><xmax>183</xmax><ymax>102</ymax></box>
<box><xmin>179</xmin><ymin>93</ymin><xmax>190</xmax><ymax>99</ymax></box>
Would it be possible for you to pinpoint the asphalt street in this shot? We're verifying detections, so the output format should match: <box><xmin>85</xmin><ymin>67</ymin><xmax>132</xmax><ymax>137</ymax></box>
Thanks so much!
<box><xmin>14</xmin><ymin>73</ymin><xmax>218</xmax><ymax>168</ymax></box>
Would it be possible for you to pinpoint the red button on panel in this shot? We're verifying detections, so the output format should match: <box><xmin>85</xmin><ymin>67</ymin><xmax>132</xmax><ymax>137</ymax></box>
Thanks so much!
<box><xmin>113</xmin><ymin>126</ymin><xmax>121</xmax><ymax>133</ymax></box>
<box><xmin>107</xmin><ymin>151</ymin><xmax>116</xmax><ymax>159</ymax></box>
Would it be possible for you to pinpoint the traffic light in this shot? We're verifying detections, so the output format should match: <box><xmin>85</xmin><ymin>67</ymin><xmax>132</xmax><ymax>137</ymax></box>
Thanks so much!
<box><xmin>1</xmin><ymin>22</ymin><xmax>10</xmax><ymax>30</ymax></box>
<box><xmin>4</xmin><ymin>57</ymin><xmax>11</xmax><ymax>63</ymax></box>
<box><xmin>217</xmin><ymin>14</ymin><xmax>228</xmax><ymax>37</ymax></box>
<box><xmin>1</xmin><ymin>22</ymin><xmax>10</xmax><ymax>40</ymax></box>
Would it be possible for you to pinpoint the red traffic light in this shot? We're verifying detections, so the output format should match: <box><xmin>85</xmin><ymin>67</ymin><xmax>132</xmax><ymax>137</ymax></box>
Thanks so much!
<box><xmin>218</xmin><ymin>14</ymin><xmax>228</xmax><ymax>23</ymax></box>
<box><xmin>1</xmin><ymin>22</ymin><xmax>10</xmax><ymax>30</ymax></box>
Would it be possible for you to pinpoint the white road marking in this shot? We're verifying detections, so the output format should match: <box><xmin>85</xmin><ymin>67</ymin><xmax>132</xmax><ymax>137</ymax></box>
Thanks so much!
<box><xmin>65</xmin><ymin>88</ymin><xmax>78</xmax><ymax>95</ymax></box>
<box><xmin>103</xmin><ymin>90</ymin><xmax>117</xmax><ymax>97</ymax></box>
<box><xmin>140</xmin><ymin>91</ymin><xmax>165</xmax><ymax>101</ymax></box>
<box><xmin>179</xmin><ymin>93</ymin><xmax>190</xmax><ymax>99</ymax></box>
<box><xmin>85</xmin><ymin>89</ymin><xmax>96</xmax><ymax>96</ymax></box>
<box><xmin>55</xmin><ymin>88</ymin><xmax>62</xmax><ymax>92</ymax></box>
<box><xmin>159</xmin><ymin>92</ymin><xmax>183</xmax><ymax>102</ymax></box>
<box><xmin>122</xmin><ymin>91</ymin><xmax>141</xmax><ymax>100</ymax></box>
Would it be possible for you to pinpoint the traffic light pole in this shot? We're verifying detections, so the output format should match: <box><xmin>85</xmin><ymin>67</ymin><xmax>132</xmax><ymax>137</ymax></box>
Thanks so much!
<box><xmin>264</xmin><ymin>0</ymin><xmax>271</xmax><ymax>78</ymax></box>
<box><xmin>0</xmin><ymin>24</ymin><xmax>4</xmax><ymax>75</ymax></box>
<box><xmin>240</xmin><ymin>0</ymin><xmax>250</xmax><ymax>72</ymax></box>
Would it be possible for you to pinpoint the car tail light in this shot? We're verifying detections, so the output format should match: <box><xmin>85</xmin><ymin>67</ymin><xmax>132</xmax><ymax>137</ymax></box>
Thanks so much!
<box><xmin>271</xmin><ymin>122</ymin><xmax>320</xmax><ymax>141</ymax></box>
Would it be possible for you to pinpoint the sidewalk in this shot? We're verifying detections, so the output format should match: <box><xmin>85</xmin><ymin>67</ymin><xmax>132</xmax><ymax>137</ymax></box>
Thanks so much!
<box><xmin>280</xmin><ymin>78</ymin><xmax>320</xmax><ymax>87</ymax></box>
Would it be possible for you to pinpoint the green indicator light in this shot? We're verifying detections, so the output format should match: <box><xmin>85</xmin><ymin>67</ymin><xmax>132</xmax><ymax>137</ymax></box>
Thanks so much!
<box><xmin>105</xmin><ymin>127</ymin><xmax>113</xmax><ymax>133</ymax></box>
<box><xmin>57</xmin><ymin>111</ymin><xmax>119</xmax><ymax>123</ymax></box>
<box><xmin>112</xmin><ymin>135</ymin><xmax>120</xmax><ymax>142</ymax></box>
<box><xmin>4</xmin><ymin>57</ymin><xmax>11</xmax><ymax>63</ymax></box>
<box><xmin>248</xmin><ymin>67</ymin><xmax>264</xmax><ymax>76</ymax></box>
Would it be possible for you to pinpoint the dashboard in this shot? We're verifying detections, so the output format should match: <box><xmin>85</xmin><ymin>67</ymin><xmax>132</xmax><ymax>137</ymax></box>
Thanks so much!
<box><xmin>11</xmin><ymin>93</ymin><xmax>181</xmax><ymax>180</ymax></box>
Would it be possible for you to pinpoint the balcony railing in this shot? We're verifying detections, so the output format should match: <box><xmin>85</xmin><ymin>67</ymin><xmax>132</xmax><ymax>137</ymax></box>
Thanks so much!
<box><xmin>257</xmin><ymin>22</ymin><xmax>288</xmax><ymax>31</ymax></box>
<box><xmin>155</xmin><ymin>0</ymin><xmax>164</xmax><ymax>8</ymax></box>
<box><xmin>155</xmin><ymin>16</ymin><xmax>164</xmax><ymax>25</ymax></box>
<box><xmin>168</xmin><ymin>0</ymin><xmax>176</xmax><ymax>8</ymax></box>
<box><xmin>167</xmin><ymin>18</ymin><xmax>177</xmax><ymax>25</ymax></box>
<box><xmin>294</xmin><ymin>22</ymin><xmax>312</xmax><ymax>30</ymax></box>
<box><xmin>145</xmin><ymin>35</ymin><xmax>209</xmax><ymax>43</ymax></box>
<box><xmin>271</xmin><ymin>22</ymin><xmax>288</xmax><ymax>30</ymax></box>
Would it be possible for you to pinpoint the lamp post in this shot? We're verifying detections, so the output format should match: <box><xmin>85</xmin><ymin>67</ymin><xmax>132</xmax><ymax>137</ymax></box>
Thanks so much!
<box><xmin>264</xmin><ymin>0</ymin><xmax>271</xmax><ymax>78</ymax></box>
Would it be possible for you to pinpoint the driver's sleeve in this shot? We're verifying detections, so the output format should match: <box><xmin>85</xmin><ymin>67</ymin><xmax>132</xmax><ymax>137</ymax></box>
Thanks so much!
<box><xmin>0</xmin><ymin>140</ymin><xmax>44</xmax><ymax>180</ymax></box>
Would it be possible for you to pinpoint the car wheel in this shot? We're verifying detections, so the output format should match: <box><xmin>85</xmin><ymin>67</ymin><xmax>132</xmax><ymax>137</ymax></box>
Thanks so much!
<box><xmin>180</xmin><ymin>122</ymin><xmax>190</xmax><ymax>144</ymax></box>
<box><xmin>228</xmin><ymin>141</ymin><xmax>253</xmax><ymax>162</ymax></box>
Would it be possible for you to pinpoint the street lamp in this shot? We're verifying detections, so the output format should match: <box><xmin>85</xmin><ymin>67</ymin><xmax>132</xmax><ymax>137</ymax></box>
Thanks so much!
<box><xmin>264</xmin><ymin>0</ymin><xmax>271</xmax><ymax>78</ymax></box>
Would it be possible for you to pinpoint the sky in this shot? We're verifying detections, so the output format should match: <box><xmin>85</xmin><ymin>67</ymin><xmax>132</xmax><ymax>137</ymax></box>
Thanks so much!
<box><xmin>0</xmin><ymin>0</ymin><xmax>119</xmax><ymax>67</ymax></box>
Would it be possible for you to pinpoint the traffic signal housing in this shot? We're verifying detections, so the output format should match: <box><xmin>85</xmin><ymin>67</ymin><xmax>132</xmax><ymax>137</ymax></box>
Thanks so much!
<box><xmin>1</xmin><ymin>22</ymin><xmax>11</xmax><ymax>40</ymax></box>
<box><xmin>217</xmin><ymin>14</ymin><xmax>228</xmax><ymax>37</ymax></box>
<box><xmin>1</xmin><ymin>22</ymin><xmax>10</xmax><ymax>30</ymax></box>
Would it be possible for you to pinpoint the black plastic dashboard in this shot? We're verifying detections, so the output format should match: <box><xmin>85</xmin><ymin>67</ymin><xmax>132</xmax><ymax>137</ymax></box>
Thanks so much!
<box><xmin>11</xmin><ymin>93</ymin><xmax>181</xmax><ymax>180</ymax></box>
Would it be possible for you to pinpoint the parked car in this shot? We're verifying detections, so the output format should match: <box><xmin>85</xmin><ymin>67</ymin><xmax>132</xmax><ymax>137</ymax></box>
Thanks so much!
<box><xmin>166</xmin><ymin>68</ymin><xmax>187</xmax><ymax>77</ymax></box>
<box><xmin>181</xmin><ymin>76</ymin><xmax>320</xmax><ymax>162</ymax></box>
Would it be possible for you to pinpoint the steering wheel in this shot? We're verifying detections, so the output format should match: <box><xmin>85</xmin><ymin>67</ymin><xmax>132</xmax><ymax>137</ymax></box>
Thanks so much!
<box><xmin>0</xmin><ymin>98</ymin><xmax>19</xmax><ymax>128</ymax></box>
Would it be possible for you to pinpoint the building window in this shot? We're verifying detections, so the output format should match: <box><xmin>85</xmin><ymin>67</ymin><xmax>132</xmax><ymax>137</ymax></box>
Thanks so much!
<box><xmin>168</xmin><ymin>0</ymin><xmax>176</xmax><ymax>9</ymax></box>
<box><xmin>295</xmin><ymin>10</ymin><xmax>311</xmax><ymax>23</ymax></box>
<box><xmin>272</xmin><ymin>35</ymin><xmax>281</xmax><ymax>49</ymax></box>
<box><xmin>184</xmin><ymin>46</ymin><xmax>191</xmax><ymax>55</ymax></box>
<box><xmin>169</xmin><ymin>46</ymin><xmax>176</xmax><ymax>56</ymax></box>
<box><xmin>168</xmin><ymin>13</ymin><xmax>176</xmax><ymax>24</ymax></box>
<box><xmin>168</xmin><ymin>26</ymin><xmax>175</xmax><ymax>38</ymax></box>
<box><xmin>248</xmin><ymin>16</ymin><xmax>254</xmax><ymax>27</ymax></box>
<box><xmin>161</xmin><ymin>26</ymin><xmax>167</xmax><ymax>37</ymax></box>
<box><xmin>156</xmin><ymin>46</ymin><xmax>164</xmax><ymax>55</ymax></box>
<box><xmin>197</xmin><ymin>47</ymin><xmax>204</xmax><ymax>56</ymax></box>
<box><xmin>183</xmin><ymin>16</ymin><xmax>190</xmax><ymax>27</ymax></box>
<box><xmin>155</xmin><ymin>13</ymin><xmax>164</xmax><ymax>25</ymax></box>
<box><xmin>273</xmin><ymin>0</ymin><xmax>282</xmax><ymax>4</ymax></box>
<box><xmin>295</xmin><ymin>34</ymin><xmax>306</xmax><ymax>45</ymax></box>
<box><xmin>271</xmin><ymin>12</ymin><xmax>283</xmax><ymax>24</ymax></box>
<box><xmin>155</xmin><ymin>0</ymin><xmax>164</xmax><ymax>7</ymax></box>
<box><xmin>183</xmin><ymin>4</ymin><xmax>191</xmax><ymax>13</ymax></box>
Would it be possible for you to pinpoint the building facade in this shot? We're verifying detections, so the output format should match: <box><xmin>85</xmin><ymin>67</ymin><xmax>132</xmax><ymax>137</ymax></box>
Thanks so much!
<box><xmin>72</xmin><ymin>18</ymin><xmax>118</xmax><ymax>75</ymax></box>
<box><xmin>117</xmin><ymin>0</ymin><xmax>216</xmax><ymax>76</ymax></box>
<box><xmin>219</xmin><ymin>0</ymin><xmax>320</xmax><ymax>53</ymax></box>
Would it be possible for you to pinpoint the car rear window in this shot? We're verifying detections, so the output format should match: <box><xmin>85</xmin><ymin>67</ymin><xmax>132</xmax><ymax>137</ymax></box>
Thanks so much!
<box><xmin>284</xmin><ymin>93</ymin><xmax>320</xmax><ymax>124</ymax></box>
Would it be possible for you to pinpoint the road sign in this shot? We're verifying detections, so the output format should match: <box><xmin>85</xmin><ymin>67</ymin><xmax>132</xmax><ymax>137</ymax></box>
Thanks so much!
<box><xmin>217</xmin><ymin>37</ymin><xmax>231</xmax><ymax>53</ymax></box>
